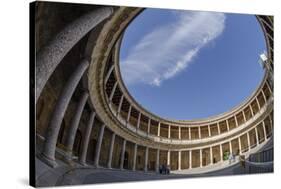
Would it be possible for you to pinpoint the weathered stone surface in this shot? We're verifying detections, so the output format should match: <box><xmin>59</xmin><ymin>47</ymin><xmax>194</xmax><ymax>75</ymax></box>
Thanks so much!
<box><xmin>41</xmin><ymin>59</ymin><xmax>89</xmax><ymax>168</ymax></box>
<box><xmin>107</xmin><ymin>133</ymin><xmax>115</xmax><ymax>168</ymax></box>
<box><xmin>36</xmin><ymin>7</ymin><xmax>113</xmax><ymax>101</ymax></box>
<box><xmin>94</xmin><ymin>124</ymin><xmax>105</xmax><ymax>167</ymax></box>
<box><xmin>64</xmin><ymin>91</ymin><xmax>89</xmax><ymax>161</ymax></box>
<box><xmin>79</xmin><ymin>111</ymin><xmax>96</xmax><ymax>165</ymax></box>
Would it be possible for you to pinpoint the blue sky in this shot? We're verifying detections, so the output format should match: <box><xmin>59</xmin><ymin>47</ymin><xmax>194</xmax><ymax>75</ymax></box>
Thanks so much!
<box><xmin>120</xmin><ymin>8</ymin><xmax>265</xmax><ymax>120</ymax></box>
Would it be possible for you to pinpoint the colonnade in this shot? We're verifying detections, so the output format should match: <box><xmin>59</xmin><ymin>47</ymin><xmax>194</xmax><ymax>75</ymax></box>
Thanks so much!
<box><xmin>106</xmin><ymin>59</ymin><xmax>273</xmax><ymax>143</ymax></box>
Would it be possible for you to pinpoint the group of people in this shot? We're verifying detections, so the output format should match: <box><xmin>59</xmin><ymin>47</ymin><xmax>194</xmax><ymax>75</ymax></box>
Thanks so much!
<box><xmin>159</xmin><ymin>164</ymin><xmax>170</xmax><ymax>174</ymax></box>
<box><xmin>158</xmin><ymin>151</ymin><xmax>239</xmax><ymax>175</ymax></box>
<box><xmin>228</xmin><ymin>152</ymin><xmax>236</xmax><ymax>164</ymax></box>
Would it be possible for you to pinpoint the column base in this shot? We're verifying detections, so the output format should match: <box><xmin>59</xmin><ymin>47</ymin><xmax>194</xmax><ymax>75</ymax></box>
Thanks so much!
<box><xmin>93</xmin><ymin>164</ymin><xmax>100</xmax><ymax>169</ymax></box>
<box><xmin>79</xmin><ymin>161</ymin><xmax>88</xmax><ymax>166</ymax></box>
<box><xmin>38</xmin><ymin>153</ymin><xmax>58</xmax><ymax>168</ymax></box>
<box><xmin>62</xmin><ymin>151</ymin><xmax>74</xmax><ymax>165</ymax></box>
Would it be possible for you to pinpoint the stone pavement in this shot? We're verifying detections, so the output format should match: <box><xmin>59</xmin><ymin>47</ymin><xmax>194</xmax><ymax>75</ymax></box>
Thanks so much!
<box><xmin>35</xmin><ymin>156</ymin><xmax>251</xmax><ymax>187</ymax></box>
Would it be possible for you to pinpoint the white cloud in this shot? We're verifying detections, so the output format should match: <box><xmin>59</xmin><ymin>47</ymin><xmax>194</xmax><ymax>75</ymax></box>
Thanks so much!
<box><xmin>120</xmin><ymin>11</ymin><xmax>226</xmax><ymax>86</ymax></box>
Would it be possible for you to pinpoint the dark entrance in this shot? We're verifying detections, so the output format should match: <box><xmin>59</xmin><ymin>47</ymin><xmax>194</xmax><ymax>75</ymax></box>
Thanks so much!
<box><xmin>123</xmin><ymin>151</ymin><xmax>129</xmax><ymax>169</ymax></box>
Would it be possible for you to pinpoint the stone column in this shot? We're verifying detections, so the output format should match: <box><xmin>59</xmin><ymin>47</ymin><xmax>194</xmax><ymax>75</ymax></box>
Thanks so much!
<box><xmin>261</xmin><ymin>90</ymin><xmax>267</xmax><ymax>103</ymax></box>
<box><xmin>167</xmin><ymin>150</ymin><xmax>170</xmax><ymax>166</ymax></box>
<box><xmin>105</xmin><ymin>64</ymin><xmax>115</xmax><ymax>84</ymax></box>
<box><xmin>198</xmin><ymin>127</ymin><xmax>201</xmax><ymax>139</ymax></box>
<box><xmin>226</xmin><ymin>120</ymin><xmax>230</xmax><ymax>131</ymax></box>
<box><xmin>94</xmin><ymin>124</ymin><xmax>105</xmax><ymax>167</ymax></box>
<box><xmin>208</xmin><ymin>125</ymin><xmax>211</xmax><ymax>137</ymax></box>
<box><xmin>126</xmin><ymin>105</ymin><xmax>132</xmax><ymax>126</ymax></box>
<box><xmin>200</xmin><ymin>149</ymin><xmax>202</xmax><ymax>167</ymax></box>
<box><xmin>156</xmin><ymin>149</ymin><xmax>160</xmax><ymax>173</ymax></box>
<box><xmin>188</xmin><ymin>127</ymin><xmax>191</xmax><ymax>140</ymax></box>
<box><xmin>268</xmin><ymin>112</ymin><xmax>273</xmax><ymax>130</ymax></box>
<box><xmin>249</xmin><ymin>105</ymin><xmax>254</xmax><ymax>117</ymax></box>
<box><xmin>256</xmin><ymin>97</ymin><xmax>261</xmax><ymax>110</ymax></box>
<box><xmin>107</xmin><ymin>133</ymin><xmax>116</xmax><ymax>168</ymax></box>
<box><xmin>262</xmin><ymin>121</ymin><xmax>268</xmax><ymax>140</ymax></box>
<box><xmin>189</xmin><ymin>150</ymin><xmax>192</xmax><ymax>169</ymax></box>
<box><xmin>255</xmin><ymin>127</ymin><xmax>260</xmax><ymax>146</ymax></box>
<box><xmin>238</xmin><ymin>137</ymin><xmax>242</xmax><ymax>154</ymax></box>
<box><xmin>79</xmin><ymin>111</ymin><xmax>96</xmax><ymax>165</ymax></box>
<box><xmin>266</xmin><ymin>81</ymin><xmax>272</xmax><ymax>94</ymax></box>
<box><xmin>178</xmin><ymin>151</ymin><xmax>181</xmax><ymax>170</ymax></box>
<box><xmin>157</xmin><ymin>122</ymin><xmax>161</xmax><ymax>137</ymax></box>
<box><xmin>120</xmin><ymin>139</ymin><xmax>127</xmax><ymax>169</ymax></box>
<box><xmin>220</xmin><ymin>144</ymin><xmax>223</xmax><ymax>162</ymax></box>
<box><xmin>40</xmin><ymin>59</ymin><xmax>89</xmax><ymax>168</ymax></box>
<box><xmin>64</xmin><ymin>92</ymin><xmax>89</xmax><ymax>162</ymax></box>
<box><xmin>210</xmin><ymin>147</ymin><xmax>213</xmax><ymax>165</ymax></box>
<box><xmin>137</xmin><ymin>112</ymin><xmax>141</xmax><ymax>129</ymax></box>
<box><xmin>116</xmin><ymin>95</ymin><xmax>124</xmax><ymax>117</ymax></box>
<box><xmin>217</xmin><ymin>123</ymin><xmax>221</xmax><ymax>134</ymax></box>
<box><xmin>147</xmin><ymin>118</ymin><xmax>151</xmax><ymax>134</ymax></box>
<box><xmin>168</xmin><ymin>125</ymin><xmax>171</xmax><ymax>139</ymax></box>
<box><xmin>242</xmin><ymin>111</ymin><xmax>246</xmax><ymax>122</ymax></box>
<box><xmin>247</xmin><ymin>132</ymin><xmax>251</xmax><ymax>149</ymax></box>
<box><xmin>229</xmin><ymin>141</ymin><xmax>233</xmax><ymax>154</ymax></box>
<box><xmin>109</xmin><ymin>81</ymin><xmax>118</xmax><ymax>103</ymax></box>
<box><xmin>133</xmin><ymin>144</ymin><xmax>138</xmax><ymax>171</ymax></box>
<box><xmin>144</xmin><ymin>147</ymin><xmax>148</xmax><ymax>172</ymax></box>
<box><xmin>234</xmin><ymin>115</ymin><xmax>238</xmax><ymax>127</ymax></box>
<box><xmin>178</xmin><ymin>127</ymin><xmax>181</xmax><ymax>139</ymax></box>
<box><xmin>36</xmin><ymin>7</ymin><xmax>113</xmax><ymax>101</ymax></box>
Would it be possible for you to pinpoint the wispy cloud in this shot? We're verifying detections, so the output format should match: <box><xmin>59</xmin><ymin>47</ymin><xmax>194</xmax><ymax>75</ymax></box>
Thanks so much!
<box><xmin>121</xmin><ymin>11</ymin><xmax>226</xmax><ymax>86</ymax></box>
